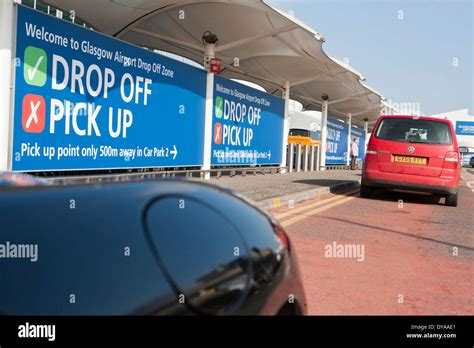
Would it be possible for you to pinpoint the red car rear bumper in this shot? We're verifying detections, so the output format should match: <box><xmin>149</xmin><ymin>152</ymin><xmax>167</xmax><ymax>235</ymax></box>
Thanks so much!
<box><xmin>362</xmin><ymin>168</ymin><xmax>459</xmax><ymax>195</ymax></box>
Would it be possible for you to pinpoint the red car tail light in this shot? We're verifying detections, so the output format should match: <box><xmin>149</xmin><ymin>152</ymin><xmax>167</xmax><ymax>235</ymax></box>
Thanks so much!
<box><xmin>365</xmin><ymin>144</ymin><xmax>378</xmax><ymax>161</ymax></box>
<box><xmin>270</xmin><ymin>219</ymin><xmax>289</xmax><ymax>250</ymax></box>
<box><xmin>443</xmin><ymin>151</ymin><xmax>459</xmax><ymax>169</ymax></box>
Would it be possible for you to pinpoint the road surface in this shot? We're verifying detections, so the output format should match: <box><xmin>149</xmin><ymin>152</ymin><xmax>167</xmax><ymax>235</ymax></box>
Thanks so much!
<box><xmin>272</xmin><ymin>169</ymin><xmax>474</xmax><ymax>315</ymax></box>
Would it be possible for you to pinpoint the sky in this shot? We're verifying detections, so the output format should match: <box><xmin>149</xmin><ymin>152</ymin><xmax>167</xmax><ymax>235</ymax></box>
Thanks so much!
<box><xmin>266</xmin><ymin>0</ymin><xmax>473</xmax><ymax>115</ymax></box>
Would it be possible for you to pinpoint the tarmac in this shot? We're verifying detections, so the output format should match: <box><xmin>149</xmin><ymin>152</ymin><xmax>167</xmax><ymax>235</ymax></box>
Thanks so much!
<box><xmin>271</xmin><ymin>168</ymin><xmax>474</xmax><ymax>315</ymax></box>
<box><xmin>210</xmin><ymin>169</ymin><xmax>362</xmax><ymax>210</ymax></box>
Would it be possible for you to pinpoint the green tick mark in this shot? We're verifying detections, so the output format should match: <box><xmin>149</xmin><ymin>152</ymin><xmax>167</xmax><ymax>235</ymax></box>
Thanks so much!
<box><xmin>24</xmin><ymin>46</ymin><xmax>47</xmax><ymax>87</ymax></box>
<box><xmin>215</xmin><ymin>96</ymin><xmax>223</xmax><ymax>118</ymax></box>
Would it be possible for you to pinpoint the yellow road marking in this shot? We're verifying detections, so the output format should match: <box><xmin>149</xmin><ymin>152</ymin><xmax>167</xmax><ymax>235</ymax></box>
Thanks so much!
<box><xmin>273</xmin><ymin>188</ymin><xmax>359</xmax><ymax>220</ymax></box>
<box><xmin>280</xmin><ymin>195</ymin><xmax>357</xmax><ymax>228</ymax></box>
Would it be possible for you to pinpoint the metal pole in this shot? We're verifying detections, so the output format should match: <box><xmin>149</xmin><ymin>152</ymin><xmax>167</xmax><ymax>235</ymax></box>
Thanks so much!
<box><xmin>201</xmin><ymin>71</ymin><xmax>214</xmax><ymax>180</ymax></box>
<box><xmin>295</xmin><ymin>143</ymin><xmax>302</xmax><ymax>172</ymax></box>
<box><xmin>315</xmin><ymin>146</ymin><xmax>320</xmax><ymax>171</ymax></box>
<box><xmin>309</xmin><ymin>146</ymin><xmax>315</xmax><ymax>171</ymax></box>
<box><xmin>280</xmin><ymin>81</ymin><xmax>290</xmax><ymax>172</ymax></box>
<box><xmin>303</xmin><ymin>145</ymin><xmax>309</xmax><ymax>171</ymax></box>
<box><xmin>319</xmin><ymin>99</ymin><xmax>328</xmax><ymax>170</ymax></box>
<box><xmin>0</xmin><ymin>0</ymin><xmax>15</xmax><ymax>171</ymax></box>
<box><xmin>200</xmin><ymin>42</ymin><xmax>218</xmax><ymax>180</ymax></box>
<box><xmin>364</xmin><ymin>120</ymin><xmax>369</xmax><ymax>154</ymax></box>
<box><xmin>346</xmin><ymin>113</ymin><xmax>352</xmax><ymax>167</ymax></box>
<box><xmin>288</xmin><ymin>143</ymin><xmax>294</xmax><ymax>172</ymax></box>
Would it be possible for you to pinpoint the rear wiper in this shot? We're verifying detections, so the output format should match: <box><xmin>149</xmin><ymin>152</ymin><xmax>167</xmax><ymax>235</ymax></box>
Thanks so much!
<box><xmin>409</xmin><ymin>139</ymin><xmax>429</xmax><ymax>143</ymax></box>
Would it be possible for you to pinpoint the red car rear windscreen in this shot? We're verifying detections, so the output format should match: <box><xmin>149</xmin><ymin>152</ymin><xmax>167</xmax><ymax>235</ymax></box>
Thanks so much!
<box><xmin>375</xmin><ymin>118</ymin><xmax>453</xmax><ymax>145</ymax></box>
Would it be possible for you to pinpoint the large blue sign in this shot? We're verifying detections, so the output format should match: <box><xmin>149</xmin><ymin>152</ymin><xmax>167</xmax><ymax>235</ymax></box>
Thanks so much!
<box><xmin>350</xmin><ymin>125</ymin><xmax>366</xmax><ymax>160</ymax></box>
<box><xmin>12</xmin><ymin>6</ymin><xmax>206</xmax><ymax>171</ymax></box>
<box><xmin>326</xmin><ymin>116</ymin><xmax>348</xmax><ymax>165</ymax></box>
<box><xmin>211</xmin><ymin>76</ymin><xmax>284</xmax><ymax>165</ymax></box>
<box><xmin>455</xmin><ymin>121</ymin><xmax>474</xmax><ymax>136</ymax></box>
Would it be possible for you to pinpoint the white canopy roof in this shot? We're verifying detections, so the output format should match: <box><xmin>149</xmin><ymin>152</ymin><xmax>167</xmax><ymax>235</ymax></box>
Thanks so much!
<box><xmin>43</xmin><ymin>0</ymin><xmax>387</xmax><ymax>127</ymax></box>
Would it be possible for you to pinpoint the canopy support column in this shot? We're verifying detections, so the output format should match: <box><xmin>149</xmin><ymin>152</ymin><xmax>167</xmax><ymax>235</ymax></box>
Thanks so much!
<box><xmin>319</xmin><ymin>97</ymin><xmax>328</xmax><ymax>170</ymax></box>
<box><xmin>364</xmin><ymin>120</ymin><xmax>369</xmax><ymax>149</ymax></box>
<box><xmin>346</xmin><ymin>113</ymin><xmax>352</xmax><ymax>166</ymax></box>
<box><xmin>201</xmin><ymin>42</ymin><xmax>216</xmax><ymax>180</ymax></box>
<box><xmin>280</xmin><ymin>80</ymin><xmax>290</xmax><ymax>172</ymax></box>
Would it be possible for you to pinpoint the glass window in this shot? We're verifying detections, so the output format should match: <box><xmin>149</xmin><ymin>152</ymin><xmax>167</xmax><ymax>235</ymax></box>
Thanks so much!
<box><xmin>289</xmin><ymin>129</ymin><xmax>309</xmax><ymax>137</ymax></box>
<box><xmin>375</xmin><ymin>118</ymin><xmax>452</xmax><ymax>144</ymax></box>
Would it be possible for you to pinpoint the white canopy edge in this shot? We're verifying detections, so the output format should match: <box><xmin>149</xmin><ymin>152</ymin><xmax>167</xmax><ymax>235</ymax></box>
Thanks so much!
<box><xmin>41</xmin><ymin>0</ymin><xmax>388</xmax><ymax>128</ymax></box>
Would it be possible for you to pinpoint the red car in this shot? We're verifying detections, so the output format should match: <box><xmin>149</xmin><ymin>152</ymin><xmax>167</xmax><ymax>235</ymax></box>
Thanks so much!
<box><xmin>361</xmin><ymin>115</ymin><xmax>461</xmax><ymax>207</ymax></box>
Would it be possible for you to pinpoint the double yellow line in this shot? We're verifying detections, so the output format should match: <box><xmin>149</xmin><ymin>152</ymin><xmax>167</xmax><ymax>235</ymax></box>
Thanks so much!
<box><xmin>274</xmin><ymin>189</ymin><xmax>359</xmax><ymax>228</ymax></box>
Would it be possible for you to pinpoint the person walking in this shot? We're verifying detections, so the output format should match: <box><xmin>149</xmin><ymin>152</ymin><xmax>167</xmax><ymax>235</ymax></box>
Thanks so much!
<box><xmin>350</xmin><ymin>137</ymin><xmax>359</xmax><ymax>170</ymax></box>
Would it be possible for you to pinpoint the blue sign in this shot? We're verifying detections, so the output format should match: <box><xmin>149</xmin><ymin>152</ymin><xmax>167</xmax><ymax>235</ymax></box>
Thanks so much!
<box><xmin>211</xmin><ymin>75</ymin><xmax>284</xmax><ymax>165</ymax></box>
<box><xmin>456</xmin><ymin>121</ymin><xmax>474</xmax><ymax>136</ymax></box>
<box><xmin>12</xmin><ymin>6</ymin><xmax>207</xmax><ymax>171</ymax></box>
<box><xmin>326</xmin><ymin>116</ymin><xmax>348</xmax><ymax>164</ymax></box>
<box><xmin>461</xmin><ymin>152</ymin><xmax>474</xmax><ymax>166</ymax></box>
<box><xmin>350</xmin><ymin>125</ymin><xmax>366</xmax><ymax>160</ymax></box>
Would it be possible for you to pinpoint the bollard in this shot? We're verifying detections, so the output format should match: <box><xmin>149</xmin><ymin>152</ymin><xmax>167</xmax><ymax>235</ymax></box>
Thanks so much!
<box><xmin>303</xmin><ymin>145</ymin><xmax>309</xmax><ymax>172</ymax></box>
<box><xmin>288</xmin><ymin>143</ymin><xmax>295</xmax><ymax>173</ymax></box>
<box><xmin>309</xmin><ymin>146</ymin><xmax>315</xmax><ymax>171</ymax></box>
<box><xmin>315</xmin><ymin>146</ymin><xmax>320</xmax><ymax>171</ymax></box>
<box><xmin>295</xmin><ymin>143</ymin><xmax>302</xmax><ymax>172</ymax></box>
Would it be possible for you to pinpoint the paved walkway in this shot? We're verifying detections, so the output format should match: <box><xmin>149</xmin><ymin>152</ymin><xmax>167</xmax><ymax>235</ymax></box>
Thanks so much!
<box><xmin>210</xmin><ymin>170</ymin><xmax>361</xmax><ymax>202</ymax></box>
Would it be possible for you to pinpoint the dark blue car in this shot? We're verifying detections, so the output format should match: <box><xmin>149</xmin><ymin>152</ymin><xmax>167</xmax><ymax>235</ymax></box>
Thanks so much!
<box><xmin>0</xmin><ymin>173</ymin><xmax>306</xmax><ymax>315</ymax></box>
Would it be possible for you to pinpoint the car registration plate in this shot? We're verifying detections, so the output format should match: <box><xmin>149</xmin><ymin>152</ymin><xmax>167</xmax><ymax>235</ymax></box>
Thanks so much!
<box><xmin>394</xmin><ymin>155</ymin><xmax>427</xmax><ymax>165</ymax></box>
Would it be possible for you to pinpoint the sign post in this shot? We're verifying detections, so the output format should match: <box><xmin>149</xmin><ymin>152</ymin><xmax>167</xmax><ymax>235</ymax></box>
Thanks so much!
<box><xmin>280</xmin><ymin>81</ymin><xmax>290</xmax><ymax>172</ymax></box>
<box><xmin>320</xmin><ymin>99</ymin><xmax>328</xmax><ymax>170</ymax></box>
<box><xmin>346</xmin><ymin>113</ymin><xmax>352</xmax><ymax>166</ymax></box>
<box><xmin>201</xmin><ymin>71</ymin><xmax>214</xmax><ymax>179</ymax></box>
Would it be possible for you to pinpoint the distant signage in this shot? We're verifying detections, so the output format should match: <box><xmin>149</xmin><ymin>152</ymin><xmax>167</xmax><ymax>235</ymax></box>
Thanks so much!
<box><xmin>350</xmin><ymin>126</ymin><xmax>366</xmax><ymax>160</ymax></box>
<box><xmin>211</xmin><ymin>75</ymin><xmax>284</xmax><ymax>165</ymax></box>
<box><xmin>461</xmin><ymin>152</ymin><xmax>474</xmax><ymax>166</ymax></box>
<box><xmin>325</xmin><ymin>116</ymin><xmax>348</xmax><ymax>165</ymax></box>
<box><xmin>455</xmin><ymin>121</ymin><xmax>474</xmax><ymax>136</ymax></box>
<box><xmin>210</xmin><ymin>57</ymin><xmax>221</xmax><ymax>74</ymax></box>
<box><xmin>12</xmin><ymin>6</ymin><xmax>206</xmax><ymax>171</ymax></box>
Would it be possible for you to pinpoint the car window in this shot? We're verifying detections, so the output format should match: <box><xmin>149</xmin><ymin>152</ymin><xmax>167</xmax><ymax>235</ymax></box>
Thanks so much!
<box><xmin>375</xmin><ymin>118</ymin><xmax>452</xmax><ymax>144</ymax></box>
<box><xmin>289</xmin><ymin>129</ymin><xmax>309</xmax><ymax>137</ymax></box>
